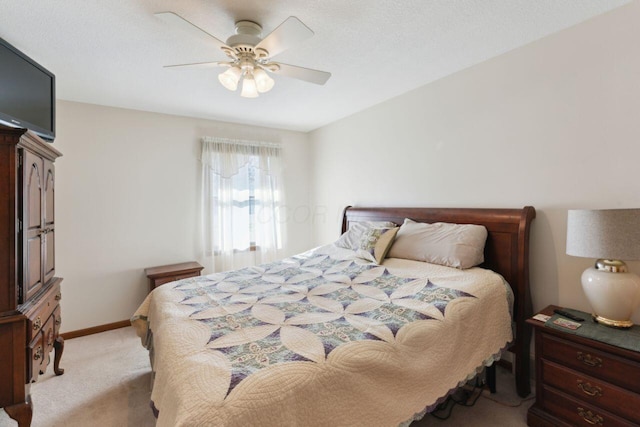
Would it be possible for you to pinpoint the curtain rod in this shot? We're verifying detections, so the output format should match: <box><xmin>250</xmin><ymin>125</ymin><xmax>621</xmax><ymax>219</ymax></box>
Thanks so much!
<box><xmin>202</xmin><ymin>136</ymin><xmax>282</xmax><ymax>149</ymax></box>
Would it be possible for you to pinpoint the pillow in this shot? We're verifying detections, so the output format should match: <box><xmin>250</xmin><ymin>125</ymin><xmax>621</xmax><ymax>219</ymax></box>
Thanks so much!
<box><xmin>387</xmin><ymin>219</ymin><xmax>487</xmax><ymax>269</ymax></box>
<box><xmin>356</xmin><ymin>227</ymin><xmax>399</xmax><ymax>264</ymax></box>
<box><xmin>335</xmin><ymin>220</ymin><xmax>397</xmax><ymax>250</ymax></box>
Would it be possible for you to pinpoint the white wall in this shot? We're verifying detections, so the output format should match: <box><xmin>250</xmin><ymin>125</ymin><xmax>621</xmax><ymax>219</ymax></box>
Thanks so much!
<box><xmin>53</xmin><ymin>101</ymin><xmax>312</xmax><ymax>332</ymax></box>
<box><xmin>51</xmin><ymin>2</ymin><xmax>640</xmax><ymax>332</ymax></box>
<box><xmin>309</xmin><ymin>2</ymin><xmax>640</xmax><ymax>323</ymax></box>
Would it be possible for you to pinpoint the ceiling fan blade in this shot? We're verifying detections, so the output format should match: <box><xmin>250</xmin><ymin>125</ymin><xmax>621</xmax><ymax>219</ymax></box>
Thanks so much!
<box><xmin>155</xmin><ymin>12</ymin><xmax>228</xmax><ymax>49</ymax></box>
<box><xmin>271</xmin><ymin>63</ymin><xmax>331</xmax><ymax>85</ymax></box>
<box><xmin>255</xmin><ymin>16</ymin><xmax>314</xmax><ymax>58</ymax></box>
<box><xmin>164</xmin><ymin>61</ymin><xmax>228</xmax><ymax>69</ymax></box>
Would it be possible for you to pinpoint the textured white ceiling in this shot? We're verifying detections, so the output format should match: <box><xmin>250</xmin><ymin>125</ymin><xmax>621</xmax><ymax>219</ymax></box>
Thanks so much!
<box><xmin>0</xmin><ymin>0</ymin><xmax>630</xmax><ymax>132</ymax></box>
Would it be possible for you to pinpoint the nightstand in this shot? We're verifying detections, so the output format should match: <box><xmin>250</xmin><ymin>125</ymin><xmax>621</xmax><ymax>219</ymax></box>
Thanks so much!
<box><xmin>144</xmin><ymin>261</ymin><xmax>204</xmax><ymax>292</ymax></box>
<box><xmin>527</xmin><ymin>305</ymin><xmax>640</xmax><ymax>427</ymax></box>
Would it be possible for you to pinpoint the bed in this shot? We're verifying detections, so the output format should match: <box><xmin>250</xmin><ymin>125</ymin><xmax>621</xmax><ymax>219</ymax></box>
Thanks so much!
<box><xmin>132</xmin><ymin>205</ymin><xmax>535</xmax><ymax>426</ymax></box>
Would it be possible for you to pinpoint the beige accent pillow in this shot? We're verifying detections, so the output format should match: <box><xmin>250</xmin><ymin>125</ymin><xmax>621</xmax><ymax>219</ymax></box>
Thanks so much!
<box><xmin>335</xmin><ymin>221</ymin><xmax>397</xmax><ymax>250</ymax></box>
<box><xmin>356</xmin><ymin>227</ymin><xmax>400</xmax><ymax>264</ymax></box>
<box><xmin>387</xmin><ymin>219</ymin><xmax>487</xmax><ymax>269</ymax></box>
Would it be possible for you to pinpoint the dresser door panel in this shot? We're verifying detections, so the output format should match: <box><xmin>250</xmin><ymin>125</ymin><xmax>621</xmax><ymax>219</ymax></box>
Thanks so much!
<box><xmin>25</xmin><ymin>237</ymin><xmax>42</xmax><ymax>301</ymax></box>
<box><xmin>44</xmin><ymin>231</ymin><xmax>55</xmax><ymax>284</ymax></box>
<box><xmin>43</xmin><ymin>161</ymin><xmax>55</xmax><ymax>283</ymax></box>
<box><xmin>22</xmin><ymin>150</ymin><xmax>44</xmax><ymax>301</ymax></box>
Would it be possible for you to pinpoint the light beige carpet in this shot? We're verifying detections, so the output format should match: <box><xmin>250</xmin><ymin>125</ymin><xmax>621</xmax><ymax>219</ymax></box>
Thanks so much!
<box><xmin>0</xmin><ymin>327</ymin><xmax>533</xmax><ymax>426</ymax></box>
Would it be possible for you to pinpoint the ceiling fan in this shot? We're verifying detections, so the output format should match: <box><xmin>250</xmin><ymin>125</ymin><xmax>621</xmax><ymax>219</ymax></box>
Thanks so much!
<box><xmin>156</xmin><ymin>12</ymin><xmax>331</xmax><ymax>98</ymax></box>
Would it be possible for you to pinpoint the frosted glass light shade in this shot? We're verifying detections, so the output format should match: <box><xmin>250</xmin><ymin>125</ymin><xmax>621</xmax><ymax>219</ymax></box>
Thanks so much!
<box><xmin>241</xmin><ymin>75</ymin><xmax>259</xmax><ymax>98</ymax></box>
<box><xmin>218</xmin><ymin>67</ymin><xmax>242</xmax><ymax>91</ymax></box>
<box><xmin>253</xmin><ymin>68</ymin><xmax>274</xmax><ymax>93</ymax></box>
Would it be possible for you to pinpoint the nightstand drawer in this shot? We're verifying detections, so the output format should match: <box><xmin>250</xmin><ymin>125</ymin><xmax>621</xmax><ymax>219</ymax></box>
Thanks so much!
<box><xmin>542</xmin><ymin>360</ymin><xmax>640</xmax><ymax>422</ymax></box>
<box><xmin>542</xmin><ymin>386</ymin><xmax>635</xmax><ymax>427</ymax></box>
<box><xmin>153</xmin><ymin>276</ymin><xmax>178</xmax><ymax>287</ymax></box>
<box><xmin>541</xmin><ymin>332</ymin><xmax>640</xmax><ymax>393</ymax></box>
<box><xmin>175</xmin><ymin>272</ymin><xmax>199</xmax><ymax>281</ymax></box>
<box><xmin>145</xmin><ymin>261</ymin><xmax>204</xmax><ymax>292</ymax></box>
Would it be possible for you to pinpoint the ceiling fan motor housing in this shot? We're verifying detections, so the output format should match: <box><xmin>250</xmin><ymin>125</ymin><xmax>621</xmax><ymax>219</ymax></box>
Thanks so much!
<box><xmin>226</xmin><ymin>21</ymin><xmax>262</xmax><ymax>47</ymax></box>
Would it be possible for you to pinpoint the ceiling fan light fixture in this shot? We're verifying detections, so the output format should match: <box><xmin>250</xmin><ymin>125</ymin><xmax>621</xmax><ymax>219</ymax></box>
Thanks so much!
<box><xmin>253</xmin><ymin>68</ymin><xmax>275</xmax><ymax>93</ymax></box>
<box><xmin>218</xmin><ymin>66</ymin><xmax>242</xmax><ymax>91</ymax></box>
<box><xmin>159</xmin><ymin>13</ymin><xmax>331</xmax><ymax>97</ymax></box>
<box><xmin>240</xmin><ymin>74</ymin><xmax>259</xmax><ymax>98</ymax></box>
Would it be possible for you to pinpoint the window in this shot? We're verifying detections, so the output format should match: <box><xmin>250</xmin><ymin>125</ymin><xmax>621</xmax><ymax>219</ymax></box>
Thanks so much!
<box><xmin>219</xmin><ymin>155</ymin><xmax>282</xmax><ymax>252</ymax></box>
<box><xmin>201</xmin><ymin>137</ymin><xmax>283</xmax><ymax>271</ymax></box>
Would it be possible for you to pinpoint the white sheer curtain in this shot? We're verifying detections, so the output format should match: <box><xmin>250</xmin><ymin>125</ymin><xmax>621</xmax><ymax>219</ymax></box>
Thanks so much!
<box><xmin>201</xmin><ymin>137</ymin><xmax>284</xmax><ymax>272</ymax></box>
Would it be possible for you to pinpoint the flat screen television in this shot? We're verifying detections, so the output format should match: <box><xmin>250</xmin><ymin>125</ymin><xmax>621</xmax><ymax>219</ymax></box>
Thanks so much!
<box><xmin>0</xmin><ymin>37</ymin><xmax>55</xmax><ymax>142</ymax></box>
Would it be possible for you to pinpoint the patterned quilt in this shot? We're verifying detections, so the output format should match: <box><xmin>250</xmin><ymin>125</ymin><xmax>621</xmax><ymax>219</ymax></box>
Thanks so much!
<box><xmin>132</xmin><ymin>245</ymin><xmax>513</xmax><ymax>427</ymax></box>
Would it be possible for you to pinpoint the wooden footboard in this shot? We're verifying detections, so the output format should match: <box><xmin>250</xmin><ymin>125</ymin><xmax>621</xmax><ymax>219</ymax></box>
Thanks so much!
<box><xmin>342</xmin><ymin>205</ymin><xmax>536</xmax><ymax>397</ymax></box>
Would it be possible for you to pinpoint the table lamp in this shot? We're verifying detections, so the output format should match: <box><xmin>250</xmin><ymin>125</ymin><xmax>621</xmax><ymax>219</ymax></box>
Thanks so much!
<box><xmin>566</xmin><ymin>209</ymin><xmax>640</xmax><ymax>328</ymax></box>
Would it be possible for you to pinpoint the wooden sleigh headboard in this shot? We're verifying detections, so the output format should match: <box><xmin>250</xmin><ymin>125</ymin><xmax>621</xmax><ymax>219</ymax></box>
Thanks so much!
<box><xmin>342</xmin><ymin>205</ymin><xmax>536</xmax><ymax>397</ymax></box>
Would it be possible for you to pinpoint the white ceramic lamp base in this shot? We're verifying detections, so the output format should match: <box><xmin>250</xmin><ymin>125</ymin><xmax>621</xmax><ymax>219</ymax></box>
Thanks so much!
<box><xmin>581</xmin><ymin>266</ymin><xmax>640</xmax><ymax>328</ymax></box>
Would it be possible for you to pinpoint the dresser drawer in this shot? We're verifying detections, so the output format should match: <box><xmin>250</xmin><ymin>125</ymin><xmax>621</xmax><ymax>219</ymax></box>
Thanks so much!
<box><xmin>26</xmin><ymin>282</ymin><xmax>61</xmax><ymax>342</ymax></box>
<box><xmin>27</xmin><ymin>330</ymin><xmax>45</xmax><ymax>383</ymax></box>
<box><xmin>541</xmin><ymin>332</ymin><xmax>640</xmax><ymax>394</ymax></box>
<box><xmin>542</xmin><ymin>385</ymin><xmax>636</xmax><ymax>427</ymax></box>
<box><xmin>27</xmin><ymin>313</ymin><xmax>56</xmax><ymax>383</ymax></box>
<box><xmin>53</xmin><ymin>306</ymin><xmax>61</xmax><ymax>336</ymax></box>
<box><xmin>42</xmin><ymin>314</ymin><xmax>56</xmax><ymax>360</ymax></box>
<box><xmin>542</xmin><ymin>360</ymin><xmax>640</xmax><ymax>423</ymax></box>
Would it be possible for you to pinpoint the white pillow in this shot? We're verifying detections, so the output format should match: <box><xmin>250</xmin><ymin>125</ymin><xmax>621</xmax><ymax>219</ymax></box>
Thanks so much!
<box><xmin>335</xmin><ymin>221</ymin><xmax>397</xmax><ymax>250</ymax></box>
<box><xmin>387</xmin><ymin>219</ymin><xmax>487</xmax><ymax>269</ymax></box>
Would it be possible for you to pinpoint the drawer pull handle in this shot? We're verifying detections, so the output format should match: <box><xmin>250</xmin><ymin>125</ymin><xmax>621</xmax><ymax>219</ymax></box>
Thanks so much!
<box><xmin>578</xmin><ymin>407</ymin><xmax>603</xmax><ymax>425</ymax></box>
<box><xmin>55</xmin><ymin>292</ymin><xmax>62</xmax><ymax>301</ymax></box>
<box><xmin>577</xmin><ymin>352</ymin><xmax>602</xmax><ymax>368</ymax></box>
<box><xmin>33</xmin><ymin>346</ymin><xmax>43</xmax><ymax>361</ymax></box>
<box><xmin>577</xmin><ymin>380</ymin><xmax>603</xmax><ymax>397</ymax></box>
<box><xmin>55</xmin><ymin>318</ymin><xmax>61</xmax><ymax>326</ymax></box>
<box><xmin>33</xmin><ymin>317</ymin><xmax>41</xmax><ymax>330</ymax></box>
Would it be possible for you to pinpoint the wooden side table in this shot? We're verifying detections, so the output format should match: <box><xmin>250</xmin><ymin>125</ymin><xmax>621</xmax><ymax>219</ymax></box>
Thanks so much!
<box><xmin>144</xmin><ymin>261</ymin><xmax>204</xmax><ymax>292</ymax></box>
<box><xmin>527</xmin><ymin>305</ymin><xmax>640</xmax><ymax>426</ymax></box>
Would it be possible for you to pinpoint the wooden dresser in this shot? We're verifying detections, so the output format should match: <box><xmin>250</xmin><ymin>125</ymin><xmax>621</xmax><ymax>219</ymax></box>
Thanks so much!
<box><xmin>527</xmin><ymin>305</ymin><xmax>640</xmax><ymax>427</ymax></box>
<box><xmin>0</xmin><ymin>126</ymin><xmax>64</xmax><ymax>427</ymax></box>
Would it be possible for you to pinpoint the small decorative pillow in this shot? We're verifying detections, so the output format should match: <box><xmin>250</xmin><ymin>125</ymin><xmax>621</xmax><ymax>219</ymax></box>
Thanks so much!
<box><xmin>356</xmin><ymin>227</ymin><xmax>399</xmax><ymax>264</ymax></box>
<box><xmin>387</xmin><ymin>219</ymin><xmax>488</xmax><ymax>269</ymax></box>
<box><xmin>335</xmin><ymin>220</ymin><xmax>397</xmax><ymax>250</ymax></box>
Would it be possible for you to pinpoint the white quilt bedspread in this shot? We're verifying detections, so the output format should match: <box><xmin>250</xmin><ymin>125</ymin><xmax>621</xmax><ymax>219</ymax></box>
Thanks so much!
<box><xmin>132</xmin><ymin>245</ymin><xmax>513</xmax><ymax>427</ymax></box>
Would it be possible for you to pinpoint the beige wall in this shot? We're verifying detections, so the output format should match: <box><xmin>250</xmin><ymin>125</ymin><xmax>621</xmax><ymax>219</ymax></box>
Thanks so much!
<box><xmin>309</xmin><ymin>2</ymin><xmax>640</xmax><ymax>323</ymax></box>
<box><xmin>53</xmin><ymin>101</ymin><xmax>312</xmax><ymax>332</ymax></box>
<box><xmin>51</xmin><ymin>1</ymin><xmax>640</xmax><ymax>332</ymax></box>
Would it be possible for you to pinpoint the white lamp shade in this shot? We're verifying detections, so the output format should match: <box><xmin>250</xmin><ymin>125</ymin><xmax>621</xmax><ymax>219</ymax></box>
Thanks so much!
<box><xmin>218</xmin><ymin>67</ymin><xmax>242</xmax><ymax>91</ymax></box>
<box><xmin>253</xmin><ymin>68</ymin><xmax>275</xmax><ymax>93</ymax></box>
<box><xmin>241</xmin><ymin>75</ymin><xmax>259</xmax><ymax>98</ymax></box>
<box><xmin>566</xmin><ymin>209</ymin><xmax>640</xmax><ymax>260</ymax></box>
